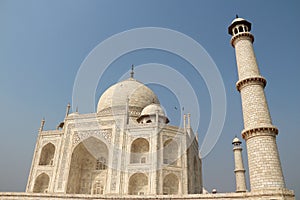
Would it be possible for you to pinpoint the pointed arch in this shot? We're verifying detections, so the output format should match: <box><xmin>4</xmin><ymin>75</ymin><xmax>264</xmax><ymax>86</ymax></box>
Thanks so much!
<box><xmin>39</xmin><ymin>143</ymin><xmax>55</xmax><ymax>165</ymax></box>
<box><xmin>33</xmin><ymin>173</ymin><xmax>50</xmax><ymax>193</ymax></box>
<box><xmin>163</xmin><ymin>173</ymin><xmax>179</xmax><ymax>195</ymax></box>
<box><xmin>163</xmin><ymin>139</ymin><xmax>179</xmax><ymax>166</ymax></box>
<box><xmin>128</xmin><ymin>173</ymin><xmax>148</xmax><ymax>195</ymax></box>
<box><xmin>130</xmin><ymin>138</ymin><xmax>149</xmax><ymax>163</ymax></box>
<box><xmin>67</xmin><ymin>137</ymin><xmax>108</xmax><ymax>194</ymax></box>
<box><xmin>92</xmin><ymin>182</ymin><xmax>104</xmax><ymax>194</ymax></box>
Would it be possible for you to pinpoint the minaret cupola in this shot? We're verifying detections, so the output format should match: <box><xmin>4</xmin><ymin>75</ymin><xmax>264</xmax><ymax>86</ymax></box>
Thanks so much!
<box><xmin>228</xmin><ymin>15</ymin><xmax>252</xmax><ymax>36</ymax></box>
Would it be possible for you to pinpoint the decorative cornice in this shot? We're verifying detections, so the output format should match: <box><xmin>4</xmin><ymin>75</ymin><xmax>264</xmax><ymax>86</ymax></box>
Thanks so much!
<box><xmin>231</xmin><ymin>32</ymin><xmax>254</xmax><ymax>47</ymax></box>
<box><xmin>236</xmin><ymin>76</ymin><xmax>267</xmax><ymax>92</ymax></box>
<box><xmin>242</xmin><ymin>126</ymin><xmax>278</xmax><ymax>140</ymax></box>
<box><xmin>98</xmin><ymin>106</ymin><xmax>141</xmax><ymax>117</ymax></box>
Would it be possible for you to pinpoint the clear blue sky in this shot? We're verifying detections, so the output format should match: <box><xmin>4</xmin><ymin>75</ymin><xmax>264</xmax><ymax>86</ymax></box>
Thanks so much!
<box><xmin>0</xmin><ymin>0</ymin><xmax>299</xmax><ymax>196</ymax></box>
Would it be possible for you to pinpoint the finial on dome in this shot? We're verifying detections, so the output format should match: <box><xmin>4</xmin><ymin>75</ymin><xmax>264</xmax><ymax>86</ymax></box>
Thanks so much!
<box><xmin>130</xmin><ymin>64</ymin><xmax>134</xmax><ymax>78</ymax></box>
<box><xmin>236</xmin><ymin>14</ymin><xmax>239</xmax><ymax>18</ymax></box>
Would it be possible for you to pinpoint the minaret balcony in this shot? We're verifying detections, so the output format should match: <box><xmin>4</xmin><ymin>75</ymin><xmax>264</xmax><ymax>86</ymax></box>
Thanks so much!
<box><xmin>236</xmin><ymin>76</ymin><xmax>267</xmax><ymax>92</ymax></box>
<box><xmin>231</xmin><ymin>32</ymin><xmax>254</xmax><ymax>47</ymax></box>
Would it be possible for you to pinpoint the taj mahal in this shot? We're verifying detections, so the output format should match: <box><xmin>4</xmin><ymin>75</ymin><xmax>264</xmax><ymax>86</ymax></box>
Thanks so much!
<box><xmin>0</xmin><ymin>17</ymin><xmax>295</xmax><ymax>199</ymax></box>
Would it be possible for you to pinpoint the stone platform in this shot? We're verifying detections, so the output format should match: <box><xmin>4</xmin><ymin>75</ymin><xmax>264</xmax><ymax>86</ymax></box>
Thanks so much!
<box><xmin>0</xmin><ymin>189</ymin><xmax>295</xmax><ymax>200</ymax></box>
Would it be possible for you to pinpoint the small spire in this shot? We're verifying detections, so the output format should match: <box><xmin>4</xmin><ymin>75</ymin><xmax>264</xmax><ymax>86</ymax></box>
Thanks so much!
<box><xmin>39</xmin><ymin>117</ymin><xmax>45</xmax><ymax>132</ymax></box>
<box><xmin>76</xmin><ymin>106</ymin><xmax>78</xmax><ymax>112</ymax></box>
<box><xmin>130</xmin><ymin>64</ymin><xmax>134</xmax><ymax>78</ymax></box>
<box><xmin>65</xmin><ymin>102</ymin><xmax>71</xmax><ymax>118</ymax></box>
<box><xmin>187</xmin><ymin>113</ymin><xmax>191</xmax><ymax>129</ymax></box>
<box><xmin>236</xmin><ymin>14</ymin><xmax>239</xmax><ymax>18</ymax></box>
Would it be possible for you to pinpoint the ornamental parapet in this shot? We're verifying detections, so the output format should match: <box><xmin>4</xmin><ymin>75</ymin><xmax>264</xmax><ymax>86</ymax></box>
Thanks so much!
<box><xmin>242</xmin><ymin>126</ymin><xmax>278</xmax><ymax>140</ymax></box>
<box><xmin>40</xmin><ymin>130</ymin><xmax>63</xmax><ymax>136</ymax></box>
<box><xmin>236</xmin><ymin>76</ymin><xmax>267</xmax><ymax>92</ymax></box>
<box><xmin>231</xmin><ymin>32</ymin><xmax>254</xmax><ymax>47</ymax></box>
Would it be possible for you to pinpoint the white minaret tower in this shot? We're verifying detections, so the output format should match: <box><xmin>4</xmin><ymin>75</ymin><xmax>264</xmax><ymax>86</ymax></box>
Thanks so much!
<box><xmin>232</xmin><ymin>137</ymin><xmax>247</xmax><ymax>192</ymax></box>
<box><xmin>228</xmin><ymin>16</ymin><xmax>286</xmax><ymax>191</ymax></box>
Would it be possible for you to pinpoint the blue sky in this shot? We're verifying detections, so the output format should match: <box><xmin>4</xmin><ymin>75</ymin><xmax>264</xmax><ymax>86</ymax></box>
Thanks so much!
<box><xmin>0</xmin><ymin>0</ymin><xmax>299</xmax><ymax>196</ymax></box>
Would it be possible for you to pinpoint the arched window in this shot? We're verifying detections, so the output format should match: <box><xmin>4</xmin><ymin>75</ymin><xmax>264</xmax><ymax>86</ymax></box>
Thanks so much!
<box><xmin>238</xmin><ymin>26</ymin><xmax>244</xmax><ymax>33</ymax></box>
<box><xmin>163</xmin><ymin>173</ymin><xmax>179</xmax><ymax>195</ymax></box>
<box><xmin>96</xmin><ymin>157</ymin><xmax>107</xmax><ymax>170</ymax></box>
<box><xmin>128</xmin><ymin>173</ymin><xmax>148</xmax><ymax>195</ymax></box>
<box><xmin>39</xmin><ymin>143</ymin><xmax>55</xmax><ymax>166</ymax></box>
<box><xmin>130</xmin><ymin>138</ymin><xmax>149</xmax><ymax>163</ymax></box>
<box><xmin>33</xmin><ymin>173</ymin><xmax>50</xmax><ymax>193</ymax></box>
<box><xmin>234</xmin><ymin>28</ymin><xmax>238</xmax><ymax>34</ymax></box>
<box><xmin>163</xmin><ymin>139</ymin><xmax>179</xmax><ymax>166</ymax></box>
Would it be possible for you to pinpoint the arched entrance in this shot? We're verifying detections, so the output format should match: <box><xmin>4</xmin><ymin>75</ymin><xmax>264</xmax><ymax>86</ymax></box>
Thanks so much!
<box><xmin>66</xmin><ymin>137</ymin><xmax>108</xmax><ymax>194</ymax></box>
<box><xmin>33</xmin><ymin>173</ymin><xmax>50</xmax><ymax>193</ymax></box>
<box><xmin>128</xmin><ymin>173</ymin><xmax>148</xmax><ymax>195</ymax></box>
<box><xmin>163</xmin><ymin>173</ymin><xmax>179</xmax><ymax>195</ymax></box>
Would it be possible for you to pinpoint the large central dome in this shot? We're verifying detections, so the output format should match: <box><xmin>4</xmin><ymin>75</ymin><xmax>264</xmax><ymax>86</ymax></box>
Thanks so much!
<box><xmin>97</xmin><ymin>78</ymin><xmax>159</xmax><ymax>113</ymax></box>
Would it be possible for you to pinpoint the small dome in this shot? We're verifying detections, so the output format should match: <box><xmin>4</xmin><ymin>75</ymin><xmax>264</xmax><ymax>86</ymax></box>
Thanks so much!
<box><xmin>232</xmin><ymin>137</ymin><xmax>242</xmax><ymax>144</ymax></box>
<box><xmin>230</xmin><ymin>17</ymin><xmax>246</xmax><ymax>24</ymax></box>
<box><xmin>137</xmin><ymin>103</ymin><xmax>169</xmax><ymax>124</ymax></box>
<box><xmin>97</xmin><ymin>78</ymin><xmax>159</xmax><ymax>113</ymax></box>
<box><xmin>140</xmin><ymin>104</ymin><xmax>166</xmax><ymax>117</ymax></box>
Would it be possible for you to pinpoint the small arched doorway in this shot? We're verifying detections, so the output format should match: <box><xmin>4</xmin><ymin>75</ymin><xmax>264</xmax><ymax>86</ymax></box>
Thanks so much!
<box><xmin>128</xmin><ymin>173</ymin><xmax>148</xmax><ymax>195</ymax></box>
<box><xmin>163</xmin><ymin>173</ymin><xmax>179</xmax><ymax>195</ymax></box>
<box><xmin>33</xmin><ymin>173</ymin><xmax>50</xmax><ymax>193</ymax></box>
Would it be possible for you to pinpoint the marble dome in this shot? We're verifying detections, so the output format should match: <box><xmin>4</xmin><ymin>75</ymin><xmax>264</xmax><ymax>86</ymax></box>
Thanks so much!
<box><xmin>137</xmin><ymin>103</ymin><xmax>169</xmax><ymax>124</ymax></box>
<box><xmin>140</xmin><ymin>103</ymin><xmax>166</xmax><ymax>117</ymax></box>
<box><xmin>97</xmin><ymin>78</ymin><xmax>159</xmax><ymax>113</ymax></box>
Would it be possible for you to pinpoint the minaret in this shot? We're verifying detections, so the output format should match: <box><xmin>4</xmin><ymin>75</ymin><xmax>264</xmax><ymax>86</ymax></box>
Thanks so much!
<box><xmin>228</xmin><ymin>17</ymin><xmax>285</xmax><ymax>191</ymax></box>
<box><xmin>232</xmin><ymin>137</ymin><xmax>247</xmax><ymax>192</ymax></box>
